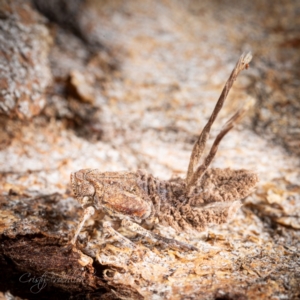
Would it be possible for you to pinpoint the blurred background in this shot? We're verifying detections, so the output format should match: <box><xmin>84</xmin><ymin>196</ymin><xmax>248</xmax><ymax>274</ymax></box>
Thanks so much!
<box><xmin>0</xmin><ymin>0</ymin><xmax>299</xmax><ymax>192</ymax></box>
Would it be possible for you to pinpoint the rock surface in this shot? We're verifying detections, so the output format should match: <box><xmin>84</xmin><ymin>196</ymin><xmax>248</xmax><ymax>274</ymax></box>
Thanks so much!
<box><xmin>0</xmin><ymin>0</ymin><xmax>299</xmax><ymax>299</ymax></box>
<box><xmin>0</xmin><ymin>0</ymin><xmax>51</xmax><ymax>119</ymax></box>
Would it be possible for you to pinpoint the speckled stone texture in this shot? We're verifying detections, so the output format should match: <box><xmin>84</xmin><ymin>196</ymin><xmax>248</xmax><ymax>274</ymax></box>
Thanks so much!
<box><xmin>0</xmin><ymin>0</ymin><xmax>51</xmax><ymax>119</ymax></box>
<box><xmin>0</xmin><ymin>0</ymin><xmax>299</xmax><ymax>299</ymax></box>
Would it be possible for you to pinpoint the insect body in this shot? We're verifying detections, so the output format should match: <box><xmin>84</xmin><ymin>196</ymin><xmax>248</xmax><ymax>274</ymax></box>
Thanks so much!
<box><xmin>71</xmin><ymin>53</ymin><xmax>258</xmax><ymax>251</ymax></box>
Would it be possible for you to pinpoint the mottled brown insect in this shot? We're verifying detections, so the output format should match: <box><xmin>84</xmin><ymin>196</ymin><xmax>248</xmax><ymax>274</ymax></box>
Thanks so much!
<box><xmin>70</xmin><ymin>53</ymin><xmax>258</xmax><ymax>251</ymax></box>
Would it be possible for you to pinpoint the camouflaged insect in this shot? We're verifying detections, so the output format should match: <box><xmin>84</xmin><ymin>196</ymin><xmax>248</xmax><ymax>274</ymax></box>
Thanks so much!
<box><xmin>70</xmin><ymin>53</ymin><xmax>258</xmax><ymax>251</ymax></box>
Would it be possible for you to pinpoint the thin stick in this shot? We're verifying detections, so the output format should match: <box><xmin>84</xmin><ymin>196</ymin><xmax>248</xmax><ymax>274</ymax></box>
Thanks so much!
<box><xmin>186</xmin><ymin>53</ymin><xmax>252</xmax><ymax>184</ymax></box>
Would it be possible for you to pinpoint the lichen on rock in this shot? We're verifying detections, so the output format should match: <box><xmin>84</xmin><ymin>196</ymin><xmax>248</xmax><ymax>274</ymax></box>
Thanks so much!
<box><xmin>0</xmin><ymin>0</ymin><xmax>52</xmax><ymax>119</ymax></box>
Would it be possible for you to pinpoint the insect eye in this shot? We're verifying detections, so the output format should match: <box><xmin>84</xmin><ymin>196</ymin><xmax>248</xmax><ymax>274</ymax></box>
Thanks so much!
<box><xmin>75</xmin><ymin>171</ymin><xmax>85</xmax><ymax>181</ymax></box>
<box><xmin>80</xmin><ymin>183</ymin><xmax>95</xmax><ymax>197</ymax></box>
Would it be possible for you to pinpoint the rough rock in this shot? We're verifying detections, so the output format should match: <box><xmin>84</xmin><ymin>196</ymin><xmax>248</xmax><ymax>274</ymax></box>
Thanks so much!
<box><xmin>0</xmin><ymin>0</ymin><xmax>52</xmax><ymax>119</ymax></box>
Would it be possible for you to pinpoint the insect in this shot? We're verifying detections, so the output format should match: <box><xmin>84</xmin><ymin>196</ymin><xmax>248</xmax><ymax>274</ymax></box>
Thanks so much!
<box><xmin>70</xmin><ymin>53</ymin><xmax>258</xmax><ymax>251</ymax></box>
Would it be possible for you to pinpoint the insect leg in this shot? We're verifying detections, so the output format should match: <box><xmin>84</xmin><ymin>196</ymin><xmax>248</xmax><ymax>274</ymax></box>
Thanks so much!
<box><xmin>121</xmin><ymin>219</ymin><xmax>198</xmax><ymax>251</ymax></box>
<box><xmin>186</xmin><ymin>53</ymin><xmax>252</xmax><ymax>184</ymax></box>
<box><xmin>102</xmin><ymin>221</ymin><xmax>136</xmax><ymax>249</ymax></box>
<box><xmin>71</xmin><ymin>206</ymin><xmax>95</xmax><ymax>245</ymax></box>
<box><xmin>187</xmin><ymin>103</ymin><xmax>253</xmax><ymax>192</ymax></box>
